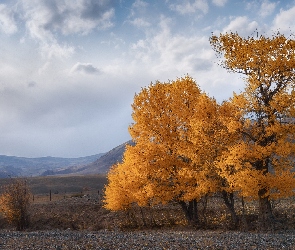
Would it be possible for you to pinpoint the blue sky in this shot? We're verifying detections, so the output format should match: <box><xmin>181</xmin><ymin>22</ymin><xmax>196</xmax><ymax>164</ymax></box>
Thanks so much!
<box><xmin>0</xmin><ymin>0</ymin><xmax>294</xmax><ymax>157</ymax></box>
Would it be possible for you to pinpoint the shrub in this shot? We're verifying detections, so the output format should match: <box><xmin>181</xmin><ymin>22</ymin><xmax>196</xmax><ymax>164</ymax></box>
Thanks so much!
<box><xmin>0</xmin><ymin>178</ymin><xmax>31</xmax><ymax>230</ymax></box>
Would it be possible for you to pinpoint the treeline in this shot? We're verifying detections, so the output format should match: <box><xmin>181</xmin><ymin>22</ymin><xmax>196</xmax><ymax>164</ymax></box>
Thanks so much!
<box><xmin>104</xmin><ymin>32</ymin><xmax>295</xmax><ymax>231</ymax></box>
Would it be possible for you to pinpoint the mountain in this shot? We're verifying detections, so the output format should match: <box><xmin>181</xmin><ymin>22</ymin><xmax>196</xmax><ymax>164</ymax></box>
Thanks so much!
<box><xmin>44</xmin><ymin>141</ymin><xmax>134</xmax><ymax>176</ymax></box>
<box><xmin>0</xmin><ymin>154</ymin><xmax>104</xmax><ymax>177</ymax></box>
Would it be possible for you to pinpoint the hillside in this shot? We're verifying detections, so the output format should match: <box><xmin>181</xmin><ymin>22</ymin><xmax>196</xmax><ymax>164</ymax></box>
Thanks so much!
<box><xmin>0</xmin><ymin>140</ymin><xmax>134</xmax><ymax>177</ymax></box>
<box><xmin>47</xmin><ymin>140</ymin><xmax>134</xmax><ymax>175</ymax></box>
<box><xmin>0</xmin><ymin>154</ymin><xmax>103</xmax><ymax>177</ymax></box>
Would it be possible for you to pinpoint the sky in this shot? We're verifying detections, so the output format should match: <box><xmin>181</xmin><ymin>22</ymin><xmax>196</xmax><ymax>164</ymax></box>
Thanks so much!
<box><xmin>0</xmin><ymin>0</ymin><xmax>294</xmax><ymax>158</ymax></box>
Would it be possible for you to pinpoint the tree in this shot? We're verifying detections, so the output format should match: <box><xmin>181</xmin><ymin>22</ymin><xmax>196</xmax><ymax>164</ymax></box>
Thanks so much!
<box><xmin>177</xmin><ymin>97</ymin><xmax>241</xmax><ymax>226</ymax></box>
<box><xmin>104</xmin><ymin>76</ymin><xmax>240</xmax><ymax>226</ymax></box>
<box><xmin>0</xmin><ymin>178</ymin><xmax>31</xmax><ymax>230</ymax></box>
<box><xmin>105</xmin><ymin>76</ymin><xmax>205</xmax><ymax>224</ymax></box>
<box><xmin>210</xmin><ymin>32</ymin><xmax>295</xmax><ymax>230</ymax></box>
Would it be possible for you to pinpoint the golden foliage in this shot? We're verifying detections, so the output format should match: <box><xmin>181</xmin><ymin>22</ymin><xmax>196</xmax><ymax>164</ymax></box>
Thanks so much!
<box><xmin>211</xmin><ymin>32</ymin><xmax>295</xmax><ymax>202</ymax></box>
<box><xmin>105</xmin><ymin>33</ymin><xmax>295</xmax><ymax>223</ymax></box>
<box><xmin>0</xmin><ymin>178</ymin><xmax>31</xmax><ymax>230</ymax></box>
<box><xmin>104</xmin><ymin>76</ymin><xmax>242</xmax><ymax>211</ymax></box>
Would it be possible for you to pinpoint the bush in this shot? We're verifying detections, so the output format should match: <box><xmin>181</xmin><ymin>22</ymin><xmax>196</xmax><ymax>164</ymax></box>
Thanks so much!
<box><xmin>0</xmin><ymin>178</ymin><xmax>31</xmax><ymax>230</ymax></box>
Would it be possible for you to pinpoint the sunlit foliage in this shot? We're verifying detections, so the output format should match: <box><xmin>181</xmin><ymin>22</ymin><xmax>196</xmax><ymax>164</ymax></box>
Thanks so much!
<box><xmin>210</xmin><ymin>32</ymin><xmax>295</xmax><ymax>227</ymax></box>
<box><xmin>104</xmin><ymin>33</ymin><xmax>295</xmax><ymax>230</ymax></box>
<box><xmin>0</xmin><ymin>178</ymin><xmax>31</xmax><ymax>230</ymax></box>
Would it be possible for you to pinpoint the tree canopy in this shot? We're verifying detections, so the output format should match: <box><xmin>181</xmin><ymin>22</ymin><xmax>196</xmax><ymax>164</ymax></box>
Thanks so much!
<box><xmin>104</xmin><ymin>32</ymin><xmax>295</xmax><ymax>230</ymax></box>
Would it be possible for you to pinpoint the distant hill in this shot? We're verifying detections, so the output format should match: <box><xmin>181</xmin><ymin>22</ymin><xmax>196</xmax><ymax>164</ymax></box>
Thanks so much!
<box><xmin>0</xmin><ymin>154</ymin><xmax>104</xmax><ymax>178</ymax></box>
<box><xmin>46</xmin><ymin>141</ymin><xmax>135</xmax><ymax>176</ymax></box>
<box><xmin>73</xmin><ymin>140</ymin><xmax>135</xmax><ymax>174</ymax></box>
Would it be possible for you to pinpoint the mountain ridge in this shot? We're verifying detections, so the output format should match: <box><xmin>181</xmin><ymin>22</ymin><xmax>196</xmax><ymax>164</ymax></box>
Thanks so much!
<box><xmin>0</xmin><ymin>153</ymin><xmax>104</xmax><ymax>177</ymax></box>
<box><xmin>44</xmin><ymin>140</ymin><xmax>135</xmax><ymax>176</ymax></box>
<box><xmin>0</xmin><ymin>141</ymin><xmax>133</xmax><ymax>177</ymax></box>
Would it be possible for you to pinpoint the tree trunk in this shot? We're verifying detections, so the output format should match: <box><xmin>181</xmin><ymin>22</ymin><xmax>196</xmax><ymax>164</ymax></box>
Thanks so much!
<box><xmin>240</xmin><ymin>196</ymin><xmax>248</xmax><ymax>231</ymax></box>
<box><xmin>258</xmin><ymin>188</ymin><xmax>274</xmax><ymax>231</ymax></box>
<box><xmin>179</xmin><ymin>199</ymin><xmax>199</xmax><ymax>225</ymax></box>
<box><xmin>255</xmin><ymin>159</ymin><xmax>275</xmax><ymax>231</ymax></box>
<box><xmin>139</xmin><ymin>206</ymin><xmax>147</xmax><ymax>227</ymax></box>
<box><xmin>221</xmin><ymin>191</ymin><xmax>238</xmax><ymax>228</ymax></box>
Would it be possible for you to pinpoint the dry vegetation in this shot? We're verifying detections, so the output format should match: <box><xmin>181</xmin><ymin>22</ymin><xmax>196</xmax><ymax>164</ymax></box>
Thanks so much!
<box><xmin>0</xmin><ymin>175</ymin><xmax>294</xmax><ymax>233</ymax></box>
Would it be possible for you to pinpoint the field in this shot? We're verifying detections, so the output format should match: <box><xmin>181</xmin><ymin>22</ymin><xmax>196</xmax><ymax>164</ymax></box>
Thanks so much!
<box><xmin>0</xmin><ymin>175</ymin><xmax>295</xmax><ymax>248</ymax></box>
<box><xmin>0</xmin><ymin>174</ymin><xmax>295</xmax><ymax>232</ymax></box>
<box><xmin>0</xmin><ymin>174</ymin><xmax>107</xmax><ymax>199</ymax></box>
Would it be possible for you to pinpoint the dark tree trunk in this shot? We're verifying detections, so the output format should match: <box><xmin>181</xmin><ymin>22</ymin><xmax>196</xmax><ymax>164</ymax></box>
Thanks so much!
<box><xmin>139</xmin><ymin>206</ymin><xmax>147</xmax><ymax>227</ymax></box>
<box><xmin>221</xmin><ymin>191</ymin><xmax>238</xmax><ymax>228</ymax></box>
<box><xmin>255</xmin><ymin>159</ymin><xmax>275</xmax><ymax>231</ymax></box>
<box><xmin>179</xmin><ymin>199</ymin><xmax>199</xmax><ymax>225</ymax></box>
<box><xmin>240</xmin><ymin>196</ymin><xmax>248</xmax><ymax>231</ymax></box>
<box><xmin>258</xmin><ymin>188</ymin><xmax>274</xmax><ymax>231</ymax></box>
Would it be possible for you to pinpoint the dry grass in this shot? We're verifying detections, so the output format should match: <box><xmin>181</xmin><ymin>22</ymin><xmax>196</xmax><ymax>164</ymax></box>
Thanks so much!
<box><xmin>0</xmin><ymin>194</ymin><xmax>293</xmax><ymax>232</ymax></box>
<box><xmin>0</xmin><ymin>175</ymin><xmax>295</xmax><ymax>232</ymax></box>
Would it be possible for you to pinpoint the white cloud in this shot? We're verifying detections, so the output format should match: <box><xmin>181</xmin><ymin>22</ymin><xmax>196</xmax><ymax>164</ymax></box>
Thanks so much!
<box><xmin>130</xmin><ymin>16</ymin><xmax>214</xmax><ymax>76</ymax></box>
<box><xmin>212</xmin><ymin>0</ymin><xmax>228</xmax><ymax>7</ymax></box>
<box><xmin>0</xmin><ymin>4</ymin><xmax>17</xmax><ymax>34</ymax></box>
<box><xmin>129</xmin><ymin>0</ymin><xmax>148</xmax><ymax>18</ymax></box>
<box><xmin>169</xmin><ymin>0</ymin><xmax>209</xmax><ymax>15</ymax></box>
<box><xmin>272</xmin><ymin>6</ymin><xmax>295</xmax><ymax>34</ymax></box>
<box><xmin>222</xmin><ymin>16</ymin><xmax>258</xmax><ymax>36</ymax></box>
<box><xmin>70</xmin><ymin>62</ymin><xmax>101</xmax><ymax>75</ymax></box>
<box><xmin>129</xmin><ymin>18</ymin><xmax>150</xmax><ymax>28</ymax></box>
<box><xmin>40</xmin><ymin>42</ymin><xmax>75</xmax><ymax>60</ymax></box>
<box><xmin>132</xmin><ymin>0</ymin><xmax>148</xmax><ymax>9</ymax></box>
<box><xmin>20</xmin><ymin>0</ymin><xmax>114</xmax><ymax>59</ymax></box>
<box><xmin>260</xmin><ymin>0</ymin><xmax>277</xmax><ymax>18</ymax></box>
<box><xmin>21</xmin><ymin>0</ymin><xmax>114</xmax><ymax>37</ymax></box>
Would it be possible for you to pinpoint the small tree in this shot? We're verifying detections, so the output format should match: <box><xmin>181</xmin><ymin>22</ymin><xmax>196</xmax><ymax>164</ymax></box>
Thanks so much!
<box><xmin>0</xmin><ymin>178</ymin><xmax>31</xmax><ymax>230</ymax></box>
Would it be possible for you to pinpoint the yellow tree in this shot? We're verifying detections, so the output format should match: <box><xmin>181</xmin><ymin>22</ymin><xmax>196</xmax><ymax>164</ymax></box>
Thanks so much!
<box><xmin>104</xmin><ymin>75</ymin><xmax>241</xmax><ymax>226</ymax></box>
<box><xmin>103</xmin><ymin>144</ymin><xmax>152</xmax><ymax>211</ymax></box>
<box><xmin>105</xmin><ymin>76</ymin><xmax>206</xmax><ymax>224</ymax></box>
<box><xmin>177</xmin><ymin>97</ymin><xmax>241</xmax><ymax>226</ymax></box>
<box><xmin>210</xmin><ymin>32</ymin><xmax>295</xmax><ymax>229</ymax></box>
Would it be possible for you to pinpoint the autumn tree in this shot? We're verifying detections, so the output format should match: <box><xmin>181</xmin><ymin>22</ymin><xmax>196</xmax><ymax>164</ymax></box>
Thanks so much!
<box><xmin>104</xmin><ymin>76</ymin><xmax>242</xmax><ymax>226</ymax></box>
<box><xmin>0</xmin><ymin>178</ymin><xmax>31</xmax><ymax>230</ymax></box>
<box><xmin>210</xmin><ymin>32</ymin><xmax>295</xmax><ymax>229</ymax></box>
<box><xmin>105</xmin><ymin>76</ymin><xmax>206</xmax><ymax>224</ymax></box>
<box><xmin>177</xmin><ymin>97</ymin><xmax>241</xmax><ymax>226</ymax></box>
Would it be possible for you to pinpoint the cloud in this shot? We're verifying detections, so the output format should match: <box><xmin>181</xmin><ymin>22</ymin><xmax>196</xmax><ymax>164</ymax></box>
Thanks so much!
<box><xmin>132</xmin><ymin>0</ymin><xmax>148</xmax><ymax>9</ymax></box>
<box><xmin>130</xmin><ymin>16</ymin><xmax>214</xmax><ymax>77</ymax></box>
<box><xmin>222</xmin><ymin>16</ymin><xmax>258</xmax><ymax>36</ymax></box>
<box><xmin>20</xmin><ymin>0</ymin><xmax>114</xmax><ymax>59</ymax></box>
<box><xmin>40</xmin><ymin>42</ymin><xmax>75</xmax><ymax>60</ymax></box>
<box><xmin>169</xmin><ymin>0</ymin><xmax>209</xmax><ymax>15</ymax></box>
<box><xmin>212</xmin><ymin>0</ymin><xmax>228</xmax><ymax>7</ymax></box>
<box><xmin>129</xmin><ymin>18</ymin><xmax>151</xmax><ymax>28</ymax></box>
<box><xmin>259</xmin><ymin>0</ymin><xmax>277</xmax><ymax>18</ymax></box>
<box><xmin>0</xmin><ymin>4</ymin><xmax>18</xmax><ymax>34</ymax></box>
<box><xmin>272</xmin><ymin>6</ymin><xmax>295</xmax><ymax>34</ymax></box>
<box><xmin>27</xmin><ymin>81</ymin><xmax>37</xmax><ymax>88</ymax></box>
<box><xmin>21</xmin><ymin>0</ymin><xmax>114</xmax><ymax>37</ymax></box>
<box><xmin>70</xmin><ymin>62</ymin><xmax>101</xmax><ymax>75</ymax></box>
<box><xmin>127</xmin><ymin>0</ymin><xmax>153</xmax><ymax>34</ymax></box>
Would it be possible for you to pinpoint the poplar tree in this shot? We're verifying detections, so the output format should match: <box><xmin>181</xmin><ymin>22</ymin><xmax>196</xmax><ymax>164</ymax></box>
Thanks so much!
<box><xmin>105</xmin><ymin>76</ymin><xmax>204</xmax><ymax>224</ymax></box>
<box><xmin>104</xmin><ymin>76</ymin><xmax>240</xmax><ymax>226</ymax></box>
<box><xmin>210</xmin><ymin>32</ymin><xmax>295</xmax><ymax>230</ymax></box>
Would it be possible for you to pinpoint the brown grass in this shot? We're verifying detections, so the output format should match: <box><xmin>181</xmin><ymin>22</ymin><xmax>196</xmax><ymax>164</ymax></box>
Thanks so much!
<box><xmin>0</xmin><ymin>175</ymin><xmax>295</xmax><ymax>232</ymax></box>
